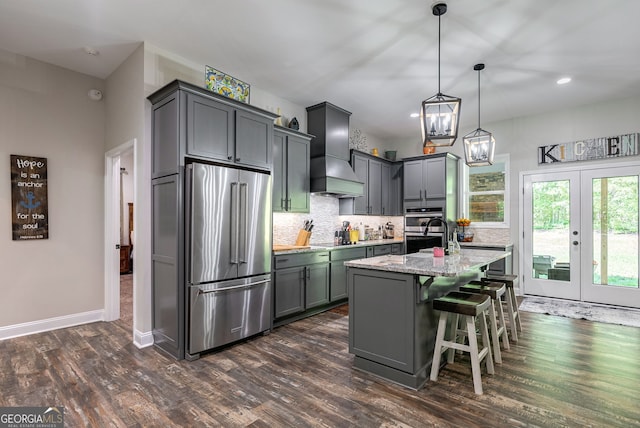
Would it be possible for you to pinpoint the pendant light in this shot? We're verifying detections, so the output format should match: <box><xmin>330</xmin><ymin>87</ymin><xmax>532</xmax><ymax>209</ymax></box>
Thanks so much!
<box><xmin>463</xmin><ymin>63</ymin><xmax>495</xmax><ymax>166</ymax></box>
<box><xmin>420</xmin><ymin>2</ymin><xmax>461</xmax><ymax>148</ymax></box>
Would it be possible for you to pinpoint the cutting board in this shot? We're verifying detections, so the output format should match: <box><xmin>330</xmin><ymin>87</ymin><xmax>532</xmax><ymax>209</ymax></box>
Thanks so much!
<box><xmin>273</xmin><ymin>244</ymin><xmax>311</xmax><ymax>252</ymax></box>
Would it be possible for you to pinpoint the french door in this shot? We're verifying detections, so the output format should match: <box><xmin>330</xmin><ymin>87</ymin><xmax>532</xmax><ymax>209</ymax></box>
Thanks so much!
<box><xmin>522</xmin><ymin>165</ymin><xmax>640</xmax><ymax>308</ymax></box>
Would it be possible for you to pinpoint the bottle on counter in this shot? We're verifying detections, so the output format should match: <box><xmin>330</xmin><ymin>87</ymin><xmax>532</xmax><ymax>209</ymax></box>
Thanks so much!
<box><xmin>452</xmin><ymin>228</ymin><xmax>461</xmax><ymax>254</ymax></box>
<box><xmin>359</xmin><ymin>223</ymin><xmax>365</xmax><ymax>241</ymax></box>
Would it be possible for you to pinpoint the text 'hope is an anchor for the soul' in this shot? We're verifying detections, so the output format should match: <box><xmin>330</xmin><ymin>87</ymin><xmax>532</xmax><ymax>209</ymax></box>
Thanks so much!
<box><xmin>10</xmin><ymin>155</ymin><xmax>49</xmax><ymax>240</ymax></box>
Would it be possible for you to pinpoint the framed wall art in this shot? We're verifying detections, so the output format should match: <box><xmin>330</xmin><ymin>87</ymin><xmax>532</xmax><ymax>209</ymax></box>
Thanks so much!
<box><xmin>205</xmin><ymin>66</ymin><xmax>250</xmax><ymax>103</ymax></box>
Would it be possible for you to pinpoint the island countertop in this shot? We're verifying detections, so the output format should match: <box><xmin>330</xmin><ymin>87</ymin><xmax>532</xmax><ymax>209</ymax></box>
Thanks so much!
<box><xmin>344</xmin><ymin>248</ymin><xmax>511</xmax><ymax>277</ymax></box>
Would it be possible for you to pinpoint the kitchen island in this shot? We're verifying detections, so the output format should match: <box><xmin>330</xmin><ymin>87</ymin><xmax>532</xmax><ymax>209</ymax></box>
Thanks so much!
<box><xmin>344</xmin><ymin>249</ymin><xmax>511</xmax><ymax>390</ymax></box>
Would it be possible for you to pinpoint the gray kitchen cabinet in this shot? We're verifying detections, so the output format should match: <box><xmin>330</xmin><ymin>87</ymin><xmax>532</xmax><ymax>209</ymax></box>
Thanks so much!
<box><xmin>381</xmin><ymin>163</ymin><xmax>390</xmax><ymax>215</ymax></box>
<box><xmin>391</xmin><ymin>242</ymin><xmax>404</xmax><ymax>254</ymax></box>
<box><xmin>186</xmin><ymin>93</ymin><xmax>234</xmax><ymax>163</ymax></box>
<box><xmin>373</xmin><ymin>244</ymin><xmax>392</xmax><ymax>256</ymax></box>
<box><xmin>273</xmin><ymin>126</ymin><xmax>312</xmax><ymax>213</ymax></box>
<box><xmin>273</xmin><ymin>251</ymin><xmax>330</xmax><ymax>325</ymax></box>
<box><xmin>274</xmin><ymin>266</ymin><xmax>305</xmax><ymax>318</ymax></box>
<box><xmin>152</xmin><ymin>80</ymin><xmax>276</xmax><ymax>174</ymax></box>
<box><xmin>352</xmin><ymin>154</ymin><xmax>370</xmax><ymax>214</ymax></box>
<box><xmin>368</xmin><ymin>159</ymin><xmax>382</xmax><ymax>215</ymax></box>
<box><xmin>330</xmin><ymin>247</ymin><xmax>367</xmax><ymax>301</ymax></box>
<box><xmin>390</xmin><ymin>163</ymin><xmax>403</xmax><ymax>216</ymax></box>
<box><xmin>403</xmin><ymin>153</ymin><xmax>458</xmax><ymax>211</ymax></box>
<box><xmin>186</xmin><ymin>92</ymin><xmax>273</xmax><ymax>169</ymax></box>
<box><xmin>235</xmin><ymin>109</ymin><xmax>273</xmax><ymax>170</ymax></box>
<box><xmin>341</xmin><ymin>150</ymin><xmax>400</xmax><ymax>215</ymax></box>
<box><xmin>305</xmin><ymin>263</ymin><xmax>330</xmax><ymax>309</ymax></box>
<box><xmin>404</xmin><ymin>157</ymin><xmax>445</xmax><ymax>200</ymax></box>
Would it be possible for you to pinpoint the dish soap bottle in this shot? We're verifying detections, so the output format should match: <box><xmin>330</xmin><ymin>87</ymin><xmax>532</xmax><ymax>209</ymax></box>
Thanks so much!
<box><xmin>452</xmin><ymin>228</ymin><xmax>461</xmax><ymax>254</ymax></box>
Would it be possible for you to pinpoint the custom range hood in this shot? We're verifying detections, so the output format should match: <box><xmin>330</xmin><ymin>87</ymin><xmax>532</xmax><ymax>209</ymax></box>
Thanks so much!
<box><xmin>306</xmin><ymin>102</ymin><xmax>364</xmax><ymax>198</ymax></box>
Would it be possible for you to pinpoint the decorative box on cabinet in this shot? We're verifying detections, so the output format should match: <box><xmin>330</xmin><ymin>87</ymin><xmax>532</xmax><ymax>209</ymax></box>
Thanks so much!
<box><xmin>273</xmin><ymin>126</ymin><xmax>313</xmax><ymax>213</ymax></box>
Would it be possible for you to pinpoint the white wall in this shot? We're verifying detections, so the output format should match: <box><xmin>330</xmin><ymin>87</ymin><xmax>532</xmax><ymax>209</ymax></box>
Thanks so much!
<box><xmin>105</xmin><ymin>44</ymin><xmax>149</xmax><ymax>337</ymax></box>
<box><xmin>0</xmin><ymin>52</ymin><xmax>105</xmax><ymax>328</ymax></box>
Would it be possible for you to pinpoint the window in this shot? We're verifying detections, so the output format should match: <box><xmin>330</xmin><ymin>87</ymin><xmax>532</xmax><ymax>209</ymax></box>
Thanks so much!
<box><xmin>462</xmin><ymin>154</ymin><xmax>509</xmax><ymax>226</ymax></box>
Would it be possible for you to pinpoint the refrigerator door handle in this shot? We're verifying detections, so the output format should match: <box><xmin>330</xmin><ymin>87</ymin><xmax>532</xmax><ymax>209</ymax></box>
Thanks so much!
<box><xmin>197</xmin><ymin>279</ymin><xmax>271</xmax><ymax>295</ymax></box>
<box><xmin>238</xmin><ymin>182</ymin><xmax>248</xmax><ymax>263</ymax></box>
<box><xmin>230</xmin><ymin>181</ymin><xmax>239</xmax><ymax>264</ymax></box>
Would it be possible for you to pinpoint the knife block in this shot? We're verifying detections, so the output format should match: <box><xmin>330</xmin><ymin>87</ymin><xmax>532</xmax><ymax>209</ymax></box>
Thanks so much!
<box><xmin>295</xmin><ymin>229</ymin><xmax>311</xmax><ymax>246</ymax></box>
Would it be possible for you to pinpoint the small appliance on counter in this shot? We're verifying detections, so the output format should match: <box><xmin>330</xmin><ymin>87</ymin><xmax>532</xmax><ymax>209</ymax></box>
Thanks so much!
<box><xmin>383</xmin><ymin>222</ymin><xmax>395</xmax><ymax>239</ymax></box>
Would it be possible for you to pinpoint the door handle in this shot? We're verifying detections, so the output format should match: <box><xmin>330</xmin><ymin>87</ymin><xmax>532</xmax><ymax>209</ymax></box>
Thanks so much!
<box><xmin>230</xmin><ymin>182</ymin><xmax>239</xmax><ymax>264</ymax></box>
<box><xmin>197</xmin><ymin>279</ymin><xmax>271</xmax><ymax>295</ymax></box>
<box><xmin>238</xmin><ymin>182</ymin><xmax>248</xmax><ymax>263</ymax></box>
<box><xmin>573</xmin><ymin>241</ymin><xmax>579</xmax><ymax>246</ymax></box>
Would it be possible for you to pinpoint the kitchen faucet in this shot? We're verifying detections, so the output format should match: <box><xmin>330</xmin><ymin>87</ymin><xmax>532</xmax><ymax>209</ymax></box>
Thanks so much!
<box><xmin>424</xmin><ymin>217</ymin><xmax>449</xmax><ymax>254</ymax></box>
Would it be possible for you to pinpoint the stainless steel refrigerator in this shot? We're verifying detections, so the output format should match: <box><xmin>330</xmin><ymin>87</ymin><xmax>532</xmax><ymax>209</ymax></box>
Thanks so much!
<box><xmin>187</xmin><ymin>162</ymin><xmax>272</xmax><ymax>355</ymax></box>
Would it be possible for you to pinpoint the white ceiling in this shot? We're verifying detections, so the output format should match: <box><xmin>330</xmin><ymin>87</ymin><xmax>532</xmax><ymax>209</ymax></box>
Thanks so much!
<box><xmin>1</xmin><ymin>0</ymin><xmax>640</xmax><ymax>142</ymax></box>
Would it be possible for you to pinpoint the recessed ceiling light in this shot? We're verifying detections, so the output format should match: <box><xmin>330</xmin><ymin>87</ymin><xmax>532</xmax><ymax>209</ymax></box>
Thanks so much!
<box><xmin>556</xmin><ymin>77</ymin><xmax>571</xmax><ymax>85</ymax></box>
<box><xmin>83</xmin><ymin>46</ymin><xmax>100</xmax><ymax>56</ymax></box>
<box><xmin>410</xmin><ymin>112</ymin><xmax>420</xmax><ymax>118</ymax></box>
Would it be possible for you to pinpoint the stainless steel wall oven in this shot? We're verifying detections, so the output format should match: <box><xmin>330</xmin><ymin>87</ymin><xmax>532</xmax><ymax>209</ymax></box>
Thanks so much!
<box><xmin>404</xmin><ymin>207</ymin><xmax>446</xmax><ymax>253</ymax></box>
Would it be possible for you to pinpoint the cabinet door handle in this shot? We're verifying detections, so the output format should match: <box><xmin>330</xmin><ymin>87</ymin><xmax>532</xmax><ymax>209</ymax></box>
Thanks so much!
<box><xmin>287</xmin><ymin>198</ymin><xmax>292</xmax><ymax>211</ymax></box>
<box><xmin>419</xmin><ymin>189</ymin><xmax>422</xmax><ymax>200</ymax></box>
<box><xmin>227</xmin><ymin>155</ymin><xmax>233</xmax><ymax>160</ymax></box>
<box><xmin>306</xmin><ymin>267</ymin><xmax>310</xmax><ymax>280</ymax></box>
<box><xmin>236</xmin><ymin>157</ymin><xmax>241</xmax><ymax>162</ymax></box>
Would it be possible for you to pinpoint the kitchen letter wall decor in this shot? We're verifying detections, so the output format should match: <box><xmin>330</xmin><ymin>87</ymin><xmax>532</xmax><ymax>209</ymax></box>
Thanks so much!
<box><xmin>10</xmin><ymin>155</ymin><xmax>49</xmax><ymax>240</ymax></box>
<box><xmin>538</xmin><ymin>132</ymin><xmax>639</xmax><ymax>165</ymax></box>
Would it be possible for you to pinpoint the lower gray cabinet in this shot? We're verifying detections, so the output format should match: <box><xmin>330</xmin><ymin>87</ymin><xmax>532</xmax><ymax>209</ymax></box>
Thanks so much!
<box><xmin>305</xmin><ymin>263</ymin><xmax>330</xmax><ymax>308</ymax></box>
<box><xmin>391</xmin><ymin>243</ymin><xmax>404</xmax><ymax>254</ymax></box>
<box><xmin>330</xmin><ymin>247</ymin><xmax>367</xmax><ymax>301</ymax></box>
<box><xmin>274</xmin><ymin>266</ymin><xmax>305</xmax><ymax>318</ymax></box>
<box><xmin>273</xmin><ymin>251</ymin><xmax>330</xmax><ymax>324</ymax></box>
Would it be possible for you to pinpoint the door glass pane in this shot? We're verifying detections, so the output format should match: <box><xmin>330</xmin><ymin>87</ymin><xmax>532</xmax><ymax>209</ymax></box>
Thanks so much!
<box><xmin>531</xmin><ymin>180</ymin><xmax>571</xmax><ymax>281</ymax></box>
<box><xmin>591</xmin><ymin>176</ymin><xmax>639</xmax><ymax>288</ymax></box>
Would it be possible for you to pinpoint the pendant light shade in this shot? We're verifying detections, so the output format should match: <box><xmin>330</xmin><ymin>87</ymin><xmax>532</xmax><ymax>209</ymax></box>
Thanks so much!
<box><xmin>463</xmin><ymin>63</ymin><xmax>495</xmax><ymax>166</ymax></box>
<box><xmin>420</xmin><ymin>2</ymin><xmax>461</xmax><ymax>148</ymax></box>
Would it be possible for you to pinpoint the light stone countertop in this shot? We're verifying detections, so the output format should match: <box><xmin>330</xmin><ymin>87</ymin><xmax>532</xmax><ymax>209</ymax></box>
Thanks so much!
<box><xmin>273</xmin><ymin>239</ymin><xmax>404</xmax><ymax>255</ymax></box>
<box><xmin>458</xmin><ymin>241</ymin><xmax>513</xmax><ymax>249</ymax></box>
<box><xmin>343</xmin><ymin>248</ymin><xmax>511</xmax><ymax>277</ymax></box>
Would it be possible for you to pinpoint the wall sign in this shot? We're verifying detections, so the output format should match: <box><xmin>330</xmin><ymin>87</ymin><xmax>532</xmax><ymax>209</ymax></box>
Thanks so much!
<box><xmin>538</xmin><ymin>133</ymin><xmax>638</xmax><ymax>165</ymax></box>
<box><xmin>10</xmin><ymin>155</ymin><xmax>49</xmax><ymax>240</ymax></box>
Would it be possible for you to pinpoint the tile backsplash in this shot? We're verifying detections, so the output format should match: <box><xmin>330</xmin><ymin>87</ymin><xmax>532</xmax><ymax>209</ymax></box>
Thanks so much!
<box><xmin>273</xmin><ymin>194</ymin><xmax>404</xmax><ymax>245</ymax></box>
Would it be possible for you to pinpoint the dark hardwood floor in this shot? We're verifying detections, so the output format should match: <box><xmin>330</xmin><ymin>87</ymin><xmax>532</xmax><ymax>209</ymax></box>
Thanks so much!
<box><xmin>2</xmin><ymin>292</ymin><xmax>640</xmax><ymax>427</ymax></box>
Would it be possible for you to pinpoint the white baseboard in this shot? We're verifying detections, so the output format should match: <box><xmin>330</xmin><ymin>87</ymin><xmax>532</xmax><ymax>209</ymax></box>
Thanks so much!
<box><xmin>0</xmin><ymin>310</ymin><xmax>104</xmax><ymax>341</ymax></box>
<box><xmin>134</xmin><ymin>329</ymin><xmax>154</xmax><ymax>348</ymax></box>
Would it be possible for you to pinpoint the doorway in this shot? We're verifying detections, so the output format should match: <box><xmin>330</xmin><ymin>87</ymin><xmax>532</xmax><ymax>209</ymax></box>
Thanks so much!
<box><xmin>522</xmin><ymin>163</ymin><xmax>640</xmax><ymax>308</ymax></box>
<box><xmin>104</xmin><ymin>140</ymin><xmax>136</xmax><ymax>331</ymax></box>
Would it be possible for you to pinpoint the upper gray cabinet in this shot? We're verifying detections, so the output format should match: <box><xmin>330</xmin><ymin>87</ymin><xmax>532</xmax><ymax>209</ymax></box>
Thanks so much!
<box><xmin>149</xmin><ymin>80</ymin><xmax>278</xmax><ymax>177</ymax></box>
<box><xmin>403</xmin><ymin>152</ymin><xmax>459</xmax><ymax>209</ymax></box>
<box><xmin>340</xmin><ymin>150</ymin><xmax>402</xmax><ymax>216</ymax></box>
<box><xmin>273</xmin><ymin>126</ymin><xmax>313</xmax><ymax>213</ymax></box>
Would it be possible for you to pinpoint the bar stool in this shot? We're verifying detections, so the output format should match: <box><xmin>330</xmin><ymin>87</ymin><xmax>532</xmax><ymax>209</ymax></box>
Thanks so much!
<box><xmin>482</xmin><ymin>274</ymin><xmax>522</xmax><ymax>342</ymax></box>
<box><xmin>430</xmin><ymin>291</ymin><xmax>495</xmax><ymax>395</ymax></box>
<box><xmin>459</xmin><ymin>281</ymin><xmax>510</xmax><ymax>364</ymax></box>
